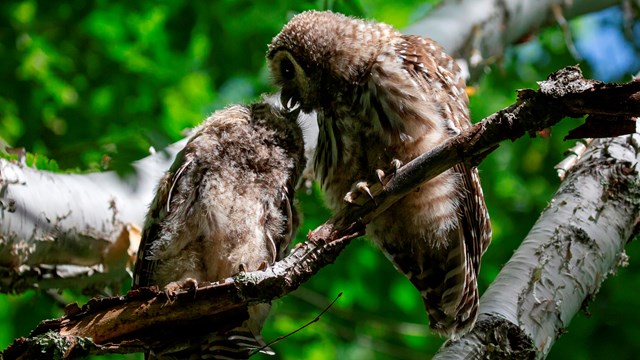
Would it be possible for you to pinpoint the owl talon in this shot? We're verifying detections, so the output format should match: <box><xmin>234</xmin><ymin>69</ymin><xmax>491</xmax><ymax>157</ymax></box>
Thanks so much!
<box><xmin>376</xmin><ymin>169</ymin><xmax>386</xmax><ymax>184</ymax></box>
<box><xmin>182</xmin><ymin>278</ymin><xmax>198</xmax><ymax>291</ymax></box>
<box><xmin>345</xmin><ymin>159</ymin><xmax>404</xmax><ymax>206</ymax></box>
<box><xmin>357</xmin><ymin>182</ymin><xmax>375</xmax><ymax>201</ymax></box>
<box><xmin>372</xmin><ymin>159</ymin><xmax>404</xmax><ymax>188</ymax></box>
<box><xmin>257</xmin><ymin>261</ymin><xmax>270</xmax><ymax>271</ymax></box>
<box><xmin>163</xmin><ymin>278</ymin><xmax>198</xmax><ymax>301</ymax></box>
<box><xmin>379</xmin><ymin>159</ymin><xmax>403</xmax><ymax>185</ymax></box>
<box><xmin>344</xmin><ymin>181</ymin><xmax>380</xmax><ymax>206</ymax></box>
<box><xmin>163</xmin><ymin>285</ymin><xmax>178</xmax><ymax>302</ymax></box>
<box><xmin>390</xmin><ymin>159</ymin><xmax>403</xmax><ymax>175</ymax></box>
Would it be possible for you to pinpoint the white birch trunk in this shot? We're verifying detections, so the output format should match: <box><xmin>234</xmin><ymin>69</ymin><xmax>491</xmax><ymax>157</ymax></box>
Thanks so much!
<box><xmin>434</xmin><ymin>133</ymin><xmax>640</xmax><ymax>359</ymax></box>
<box><xmin>0</xmin><ymin>140</ymin><xmax>185</xmax><ymax>292</ymax></box>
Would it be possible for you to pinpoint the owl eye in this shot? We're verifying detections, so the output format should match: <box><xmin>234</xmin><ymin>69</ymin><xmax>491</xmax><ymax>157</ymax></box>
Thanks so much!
<box><xmin>280</xmin><ymin>58</ymin><xmax>296</xmax><ymax>81</ymax></box>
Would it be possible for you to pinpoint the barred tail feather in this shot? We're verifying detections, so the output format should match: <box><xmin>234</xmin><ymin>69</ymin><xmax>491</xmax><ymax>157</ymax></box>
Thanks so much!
<box><xmin>382</xmin><ymin>228</ymin><xmax>480</xmax><ymax>338</ymax></box>
<box><xmin>423</xmin><ymin>230</ymin><xmax>480</xmax><ymax>338</ymax></box>
<box><xmin>199</xmin><ymin>327</ymin><xmax>274</xmax><ymax>360</ymax></box>
<box><xmin>143</xmin><ymin>317</ymin><xmax>273</xmax><ymax>359</ymax></box>
<box><xmin>440</xmin><ymin>226</ymin><xmax>467</xmax><ymax>315</ymax></box>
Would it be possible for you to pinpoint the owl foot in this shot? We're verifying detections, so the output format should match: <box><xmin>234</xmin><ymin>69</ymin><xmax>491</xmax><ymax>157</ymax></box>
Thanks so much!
<box><xmin>344</xmin><ymin>181</ymin><xmax>380</xmax><ymax>206</ymax></box>
<box><xmin>376</xmin><ymin>159</ymin><xmax>403</xmax><ymax>183</ymax></box>
<box><xmin>257</xmin><ymin>260</ymin><xmax>270</xmax><ymax>271</ymax></box>
<box><xmin>344</xmin><ymin>159</ymin><xmax>403</xmax><ymax>206</ymax></box>
<box><xmin>163</xmin><ymin>277</ymin><xmax>198</xmax><ymax>301</ymax></box>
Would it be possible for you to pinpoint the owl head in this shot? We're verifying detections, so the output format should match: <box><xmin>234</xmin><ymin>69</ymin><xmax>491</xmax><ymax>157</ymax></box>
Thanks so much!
<box><xmin>267</xmin><ymin>10</ymin><xmax>395</xmax><ymax>112</ymax></box>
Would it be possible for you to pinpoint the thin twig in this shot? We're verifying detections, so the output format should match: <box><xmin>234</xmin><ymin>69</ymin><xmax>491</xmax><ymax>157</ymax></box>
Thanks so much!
<box><xmin>250</xmin><ymin>292</ymin><xmax>343</xmax><ymax>356</ymax></box>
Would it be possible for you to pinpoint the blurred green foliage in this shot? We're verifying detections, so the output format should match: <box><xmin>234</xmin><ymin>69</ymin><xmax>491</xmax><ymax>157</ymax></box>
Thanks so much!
<box><xmin>0</xmin><ymin>1</ymin><xmax>639</xmax><ymax>359</ymax></box>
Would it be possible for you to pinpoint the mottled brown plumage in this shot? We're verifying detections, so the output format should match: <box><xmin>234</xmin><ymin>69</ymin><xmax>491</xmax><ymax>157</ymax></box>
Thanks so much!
<box><xmin>267</xmin><ymin>11</ymin><xmax>491</xmax><ymax>336</ymax></box>
<box><xmin>133</xmin><ymin>99</ymin><xmax>306</xmax><ymax>358</ymax></box>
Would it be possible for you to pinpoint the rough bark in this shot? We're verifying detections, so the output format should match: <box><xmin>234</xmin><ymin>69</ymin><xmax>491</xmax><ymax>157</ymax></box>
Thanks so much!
<box><xmin>3</xmin><ymin>67</ymin><xmax>639</xmax><ymax>359</ymax></box>
<box><xmin>0</xmin><ymin>141</ymin><xmax>185</xmax><ymax>293</ymax></box>
<box><xmin>433</xmin><ymin>132</ymin><xmax>640</xmax><ymax>359</ymax></box>
<box><xmin>0</xmin><ymin>0</ymin><xmax>623</xmax><ymax>294</ymax></box>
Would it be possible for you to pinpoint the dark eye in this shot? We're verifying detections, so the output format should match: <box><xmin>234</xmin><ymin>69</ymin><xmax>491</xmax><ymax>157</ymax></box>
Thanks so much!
<box><xmin>280</xmin><ymin>58</ymin><xmax>295</xmax><ymax>81</ymax></box>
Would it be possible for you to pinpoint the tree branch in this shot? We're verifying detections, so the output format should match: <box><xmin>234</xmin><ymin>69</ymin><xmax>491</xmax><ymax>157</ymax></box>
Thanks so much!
<box><xmin>4</xmin><ymin>67</ymin><xmax>638</xmax><ymax>358</ymax></box>
<box><xmin>0</xmin><ymin>141</ymin><xmax>186</xmax><ymax>294</ymax></box>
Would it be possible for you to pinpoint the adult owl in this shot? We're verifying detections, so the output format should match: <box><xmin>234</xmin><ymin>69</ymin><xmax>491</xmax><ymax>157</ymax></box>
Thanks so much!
<box><xmin>133</xmin><ymin>98</ymin><xmax>306</xmax><ymax>358</ymax></box>
<box><xmin>267</xmin><ymin>10</ymin><xmax>491</xmax><ymax>336</ymax></box>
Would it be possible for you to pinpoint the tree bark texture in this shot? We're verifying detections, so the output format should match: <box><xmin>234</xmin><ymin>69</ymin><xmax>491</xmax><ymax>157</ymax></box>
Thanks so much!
<box><xmin>434</xmin><ymin>132</ymin><xmax>640</xmax><ymax>359</ymax></box>
<box><xmin>0</xmin><ymin>141</ymin><xmax>185</xmax><ymax>293</ymax></box>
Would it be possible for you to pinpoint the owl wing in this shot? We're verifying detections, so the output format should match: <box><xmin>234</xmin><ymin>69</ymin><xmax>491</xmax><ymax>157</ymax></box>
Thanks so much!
<box><xmin>396</xmin><ymin>34</ymin><xmax>491</xmax><ymax>274</ymax></box>
<box><xmin>132</xmin><ymin>148</ymin><xmax>196</xmax><ymax>289</ymax></box>
<box><xmin>272</xmin><ymin>186</ymin><xmax>295</xmax><ymax>261</ymax></box>
<box><xmin>368</xmin><ymin>35</ymin><xmax>491</xmax><ymax>334</ymax></box>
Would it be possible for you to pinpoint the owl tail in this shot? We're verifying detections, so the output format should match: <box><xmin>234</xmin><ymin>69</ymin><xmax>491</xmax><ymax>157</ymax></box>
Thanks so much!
<box><xmin>145</xmin><ymin>305</ymin><xmax>273</xmax><ymax>360</ymax></box>
<box><xmin>201</xmin><ymin>304</ymin><xmax>274</xmax><ymax>359</ymax></box>
<box><xmin>144</xmin><ymin>327</ymin><xmax>273</xmax><ymax>360</ymax></box>
<box><xmin>423</xmin><ymin>227</ymin><xmax>480</xmax><ymax>338</ymax></box>
<box><xmin>202</xmin><ymin>328</ymin><xmax>274</xmax><ymax>359</ymax></box>
<box><xmin>423</xmin><ymin>270</ymin><xmax>479</xmax><ymax>338</ymax></box>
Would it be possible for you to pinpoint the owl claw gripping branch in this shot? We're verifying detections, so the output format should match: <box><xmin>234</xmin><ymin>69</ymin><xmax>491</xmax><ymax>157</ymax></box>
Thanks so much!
<box><xmin>268</xmin><ymin>11</ymin><xmax>491</xmax><ymax>337</ymax></box>
<box><xmin>343</xmin><ymin>158</ymin><xmax>404</xmax><ymax>206</ymax></box>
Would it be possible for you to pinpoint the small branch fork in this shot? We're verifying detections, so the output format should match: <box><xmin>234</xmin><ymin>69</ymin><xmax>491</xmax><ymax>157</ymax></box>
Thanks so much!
<box><xmin>4</xmin><ymin>66</ymin><xmax>640</xmax><ymax>359</ymax></box>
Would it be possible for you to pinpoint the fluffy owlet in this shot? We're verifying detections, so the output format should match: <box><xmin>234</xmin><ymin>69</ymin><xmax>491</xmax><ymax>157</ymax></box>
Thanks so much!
<box><xmin>133</xmin><ymin>98</ymin><xmax>306</xmax><ymax>358</ymax></box>
<box><xmin>267</xmin><ymin>11</ymin><xmax>491</xmax><ymax>336</ymax></box>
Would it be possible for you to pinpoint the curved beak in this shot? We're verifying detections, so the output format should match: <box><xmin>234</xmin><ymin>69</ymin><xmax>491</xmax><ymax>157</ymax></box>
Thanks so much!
<box><xmin>280</xmin><ymin>86</ymin><xmax>301</xmax><ymax>112</ymax></box>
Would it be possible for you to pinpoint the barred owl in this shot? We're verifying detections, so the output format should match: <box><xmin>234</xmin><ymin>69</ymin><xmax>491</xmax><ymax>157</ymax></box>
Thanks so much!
<box><xmin>267</xmin><ymin>11</ymin><xmax>491</xmax><ymax>336</ymax></box>
<box><xmin>133</xmin><ymin>98</ymin><xmax>306</xmax><ymax>358</ymax></box>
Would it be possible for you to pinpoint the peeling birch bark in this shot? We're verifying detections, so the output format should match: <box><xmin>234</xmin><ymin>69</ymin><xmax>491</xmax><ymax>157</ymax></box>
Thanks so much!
<box><xmin>434</xmin><ymin>134</ymin><xmax>640</xmax><ymax>359</ymax></box>
<box><xmin>0</xmin><ymin>141</ymin><xmax>185</xmax><ymax>293</ymax></box>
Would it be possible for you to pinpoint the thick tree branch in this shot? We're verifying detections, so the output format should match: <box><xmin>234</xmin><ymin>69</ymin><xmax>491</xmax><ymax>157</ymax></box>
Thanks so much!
<box><xmin>0</xmin><ymin>141</ymin><xmax>185</xmax><ymax>293</ymax></box>
<box><xmin>4</xmin><ymin>67</ymin><xmax>639</xmax><ymax>358</ymax></box>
